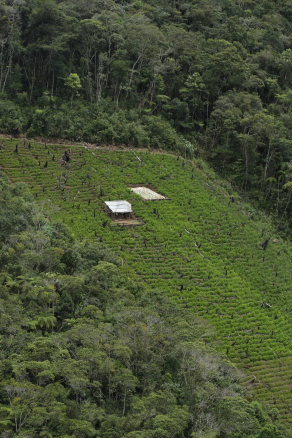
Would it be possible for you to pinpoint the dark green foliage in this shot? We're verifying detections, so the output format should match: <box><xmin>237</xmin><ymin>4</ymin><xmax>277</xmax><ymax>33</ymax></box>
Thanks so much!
<box><xmin>0</xmin><ymin>173</ymin><xmax>34</xmax><ymax>240</ymax></box>
<box><xmin>0</xmin><ymin>98</ymin><xmax>28</xmax><ymax>135</ymax></box>
<box><xmin>2</xmin><ymin>0</ymin><xmax>292</xmax><ymax>218</ymax></box>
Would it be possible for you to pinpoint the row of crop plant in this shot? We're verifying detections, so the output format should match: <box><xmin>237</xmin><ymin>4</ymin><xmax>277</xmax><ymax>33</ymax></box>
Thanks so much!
<box><xmin>0</xmin><ymin>138</ymin><xmax>291</xmax><ymax>423</ymax></box>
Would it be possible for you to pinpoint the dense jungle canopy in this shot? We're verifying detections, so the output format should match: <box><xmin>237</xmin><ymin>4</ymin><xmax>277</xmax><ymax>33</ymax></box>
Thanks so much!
<box><xmin>2</xmin><ymin>0</ymin><xmax>292</xmax><ymax>221</ymax></box>
<box><xmin>1</xmin><ymin>1</ymin><xmax>292</xmax><ymax>436</ymax></box>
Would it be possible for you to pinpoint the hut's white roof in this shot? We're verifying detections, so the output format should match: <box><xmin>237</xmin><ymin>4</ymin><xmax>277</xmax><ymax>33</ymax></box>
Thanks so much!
<box><xmin>105</xmin><ymin>200</ymin><xmax>132</xmax><ymax>213</ymax></box>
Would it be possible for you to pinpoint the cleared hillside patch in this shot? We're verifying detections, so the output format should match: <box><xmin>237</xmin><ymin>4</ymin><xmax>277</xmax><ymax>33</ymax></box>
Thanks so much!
<box><xmin>1</xmin><ymin>138</ymin><xmax>292</xmax><ymax>425</ymax></box>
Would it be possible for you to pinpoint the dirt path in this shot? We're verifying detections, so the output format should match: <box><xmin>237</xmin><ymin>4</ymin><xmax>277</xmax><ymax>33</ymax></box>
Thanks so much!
<box><xmin>0</xmin><ymin>133</ymin><xmax>180</xmax><ymax>157</ymax></box>
<box><xmin>0</xmin><ymin>133</ymin><xmax>233</xmax><ymax>202</ymax></box>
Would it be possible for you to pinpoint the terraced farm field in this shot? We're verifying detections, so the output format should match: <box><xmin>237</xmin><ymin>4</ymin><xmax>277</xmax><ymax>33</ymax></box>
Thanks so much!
<box><xmin>1</xmin><ymin>138</ymin><xmax>292</xmax><ymax>426</ymax></box>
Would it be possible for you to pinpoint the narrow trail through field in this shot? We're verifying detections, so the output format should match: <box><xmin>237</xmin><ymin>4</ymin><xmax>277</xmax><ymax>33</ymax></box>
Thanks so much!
<box><xmin>0</xmin><ymin>133</ymin><xmax>180</xmax><ymax>156</ymax></box>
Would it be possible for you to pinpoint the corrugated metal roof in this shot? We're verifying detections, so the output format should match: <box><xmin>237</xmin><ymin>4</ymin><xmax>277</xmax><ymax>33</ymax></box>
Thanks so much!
<box><xmin>105</xmin><ymin>200</ymin><xmax>132</xmax><ymax>213</ymax></box>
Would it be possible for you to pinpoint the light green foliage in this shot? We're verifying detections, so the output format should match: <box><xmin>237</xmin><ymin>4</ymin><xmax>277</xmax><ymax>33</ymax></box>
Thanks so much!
<box><xmin>65</xmin><ymin>74</ymin><xmax>82</xmax><ymax>105</ymax></box>
<box><xmin>0</xmin><ymin>140</ymin><xmax>291</xmax><ymax>435</ymax></box>
<box><xmin>0</xmin><ymin>166</ymin><xmax>284</xmax><ymax>437</ymax></box>
<box><xmin>64</xmin><ymin>74</ymin><xmax>82</xmax><ymax>91</ymax></box>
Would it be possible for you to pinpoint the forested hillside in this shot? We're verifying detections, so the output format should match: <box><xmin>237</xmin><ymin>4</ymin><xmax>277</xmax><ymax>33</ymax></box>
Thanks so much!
<box><xmin>0</xmin><ymin>172</ymin><xmax>283</xmax><ymax>438</ymax></box>
<box><xmin>1</xmin><ymin>1</ymin><xmax>292</xmax><ymax>436</ymax></box>
<box><xmin>2</xmin><ymin>0</ymin><xmax>292</xmax><ymax>219</ymax></box>
<box><xmin>1</xmin><ymin>138</ymin><xmax>292</xmax><ymax>435</ymax></box>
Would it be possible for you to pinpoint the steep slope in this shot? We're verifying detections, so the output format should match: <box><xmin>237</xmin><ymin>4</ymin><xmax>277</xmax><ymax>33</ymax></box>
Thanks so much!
<box><xmin>1</xmin><ymin>138</ymin><xmax>292</xmax><ymax>426</ymax></box>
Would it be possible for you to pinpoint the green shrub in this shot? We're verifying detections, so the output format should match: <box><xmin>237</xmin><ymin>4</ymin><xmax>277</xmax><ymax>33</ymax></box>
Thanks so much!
<box><xmin>0</xmin><ymin>97</ymin><xmax>28</xmax><ymax>134</ymax></box>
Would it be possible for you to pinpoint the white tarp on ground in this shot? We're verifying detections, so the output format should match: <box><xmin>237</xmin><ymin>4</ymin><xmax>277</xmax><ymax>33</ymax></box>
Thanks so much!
<box><xmin>105</xmin><ymin>200</ymin><xmax>132</xmax><ymax>213</ymax></box>
<box><xmin>130</xmin><ymin>187</ymin><xmax>166</xmax><ymax>200</ymax></box>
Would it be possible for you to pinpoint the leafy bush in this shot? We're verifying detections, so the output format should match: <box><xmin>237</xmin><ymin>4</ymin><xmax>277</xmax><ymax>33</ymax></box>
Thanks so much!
<box><xmin>0</xmin><ymin>97</ymin><xmax>28</xmax><ymax>134</ymax></box>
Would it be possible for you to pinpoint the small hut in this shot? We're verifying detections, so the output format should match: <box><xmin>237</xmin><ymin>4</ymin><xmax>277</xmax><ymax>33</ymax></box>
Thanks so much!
<box><xmin>105</xmin><ymin>200</ymin><xmax>133</xmax><ymax>219</ymax></box>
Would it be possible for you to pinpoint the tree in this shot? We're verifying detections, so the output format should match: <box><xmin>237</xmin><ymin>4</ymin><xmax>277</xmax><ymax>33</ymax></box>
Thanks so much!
<box><xmin>65</xmin><ymin>73</ymin><xmax>82</xmax><ymax>106</ymax></box>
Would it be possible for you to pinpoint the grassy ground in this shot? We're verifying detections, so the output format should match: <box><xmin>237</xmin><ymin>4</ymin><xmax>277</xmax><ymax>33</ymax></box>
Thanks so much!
<box><xmin>1</xmin><ymin>137</ymin><xmax>292</xmax><ymax>425</ymax></box>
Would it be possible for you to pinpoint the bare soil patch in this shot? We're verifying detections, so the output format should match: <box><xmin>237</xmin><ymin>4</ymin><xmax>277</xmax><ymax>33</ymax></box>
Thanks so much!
<box><xmin>112</xmin><ymin>217</ymin><xmax>144</xmax><ymax>226</ymax></box>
